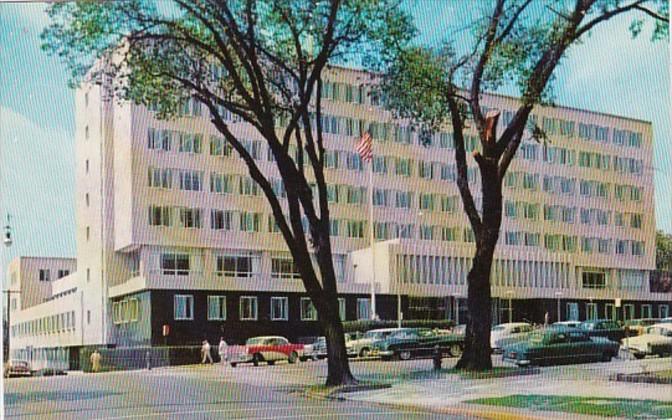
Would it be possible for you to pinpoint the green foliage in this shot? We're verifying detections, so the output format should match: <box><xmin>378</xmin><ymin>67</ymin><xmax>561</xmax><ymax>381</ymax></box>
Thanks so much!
<box><xmin>342</xmin><ymin>319</ymin><xmax>455</xmax><ymax>333</ymax></box>
<box><xmin>41</xmin><ymin>0</ymin><xmax>414</xmax><ymax>122</ymax></box>
<box><xmin>656</xmin><ymin>230</ymin><xmax>672</xmax><ymax>271</ymax></box>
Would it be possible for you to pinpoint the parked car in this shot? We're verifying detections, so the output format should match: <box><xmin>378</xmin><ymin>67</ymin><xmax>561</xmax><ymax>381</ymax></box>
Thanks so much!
<box><xmin>346</xmin><ymin>328</ymin><xmax>403</xmax><ymax>357</ymax></box>
<box><xmin>450</xmin><ymin>324</ymin><xmax>467</xmax><ymax>336</ymax></box>
<box><xmin>661</xmin><ymin>317</ymin><xmax>672</xmax><ymax>324</ymax></box>
<box><xmin>344</xmin><ymin>332</ymin><xmax>362</xmax><ymax>357</ymax></box>
<box><xmin>490</xmin><ymin>322</ymin><xmax>535</xmax><ymax>354</ymax></box>
<box><xmin>301</xmin><ymin>336</ymin><xmax>327</xmax><ymax>361</ymax></box>
<box><xmin>372</xmin><ymin>328</ymin><xmax>465</xmax><ymax>360</ymax></box>
<box><xmin>552</xmin><ymin>321</ymin><xmax>582</xmax><ymax>329</ymax></box>
<box><xmin>579</xmin><ymin>319</ymin><xmax>625</xmax><ymax>342</ymax></box>
<box><xmin>621</xmin><ymin>323</ymin><xmax>672</xmax><ymax>359</ymax></box>
<box><xmin>624</xmin><ymin>318</ymin><xmax>661</xmax><ymax>337</ymax></box>
<box><xmin>230</xmin><ymin>336</ymin><xmax>305</xmax><ymax>367</ymax></box>
<box><xmin>502</xmin><ymin>327</ymin><xmax>619</xmax><ymax>367</ymax></box>
<box><xmin>4</xmin><ymin>360</ymin><xmax>32</xmax><ymax>378</ymax></box>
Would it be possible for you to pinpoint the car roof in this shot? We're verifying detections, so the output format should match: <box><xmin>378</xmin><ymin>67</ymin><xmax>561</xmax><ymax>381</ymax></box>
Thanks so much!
<box><xmin>495</xmin><ymin>322</ymin><xmax>531</xmax><ymax>328</ymax></box>
<box><xmin>367</xmin><ymin>328</ymin><xmax>406</xmax><ymax>333</ymax></box>
<box><xmin>650</xmin><ymin>323</ymin><xmax>672</xmax><ymax>330</ymax></box>
<box><xmin>248</xmin><ymin>336</ymin><xmax>286</xmax><ymax>340</ymax></box>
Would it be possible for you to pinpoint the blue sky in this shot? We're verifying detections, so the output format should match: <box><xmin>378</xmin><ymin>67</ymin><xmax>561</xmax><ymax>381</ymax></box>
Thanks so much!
<box><xmin>0</xmin><ymin>2</ymin><xmax>670</xmax><ymax>286</ymax></box>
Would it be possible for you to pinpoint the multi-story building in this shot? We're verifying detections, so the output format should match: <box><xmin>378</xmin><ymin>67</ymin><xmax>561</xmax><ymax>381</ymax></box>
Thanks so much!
<box><xmin>8</xmin><ymin>65</ymin><xmax>668</xmax><ymax>368</ymax></box>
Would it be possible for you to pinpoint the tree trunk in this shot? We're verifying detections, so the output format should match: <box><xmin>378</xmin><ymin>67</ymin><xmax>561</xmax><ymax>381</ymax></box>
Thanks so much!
<box><xmin>321</xmin><ymin>306</ymin><xmax>358</xmax><ymax>386</ymax></box>
<box><xmin>455</xmin><ymin>157</ymin><xmax>502</xmax><ymax>371</ymax></box>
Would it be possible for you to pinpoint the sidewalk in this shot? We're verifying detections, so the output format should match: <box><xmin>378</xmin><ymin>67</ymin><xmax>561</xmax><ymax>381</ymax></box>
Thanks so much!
<box><xmin>338</xmin><ymin>368</ymin><xmax>672</xmax><ymax>419</ymax></box>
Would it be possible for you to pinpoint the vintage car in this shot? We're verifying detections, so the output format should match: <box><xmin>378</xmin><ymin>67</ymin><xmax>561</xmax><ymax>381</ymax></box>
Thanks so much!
<box><xmin>624</xmin><ymin>318</ymin><xmax>661</xmax><ymax>337</ymax></box>
<box><xmin>301</xmin><ymin>336</ymin><xmax>327</xmax><ymax>361</ymax></box>
<box><xmin>371</xmin><ymin>328</ymin><xmax>464</xmax><ymax>360</ymax></box>
<box><xmin>502</xmin><ymin>327</ymin><xmax>619</xmax><ymax>367</ymax></box>
<box><xmin>552</xmin><ymin>321</ymin><xmax>582</xmax><ymax>329</ymax></box>
<box><xmin>621</xmin><ymin>323</ymin><xmax>672</xmax><ymax>359</ymax></box>
<box><xmin>579</xmin><ymin>319</ymin><xmax>625</xmax><ymax>342</ymax></box>
<box><xmin>346</xmin><ymin>328</ymin><xmax>402</xmax><ymax>357</ymax></box>
<box><xmin>490</xmin><ymin>322</ymin><xmax>535</xmax><ymax>354</ymax></box>
<box><xmin>230</xmin><ymin>336</ymin><xmax>305</xmax><ymax>367</ymax></box>
<box><xmin>4</xmin><ymin>360</ymin><xmax>32</xmax><ymax>378</ymax></box>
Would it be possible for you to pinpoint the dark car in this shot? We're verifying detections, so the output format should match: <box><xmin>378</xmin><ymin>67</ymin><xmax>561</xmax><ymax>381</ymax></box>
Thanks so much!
<box><xmin>579</xmin><ymin>319</ymin><xmax>625</xmax><ymax>342</ymax></box>
<box><xmin>502</xmin><ymin>327</ymin><xmax>619</xmax><ymax>367</ymax></box>
<box><xmin>371</xmin><ymin>328</ymin><xmax>464</xmax><ymax>361</ymax></box>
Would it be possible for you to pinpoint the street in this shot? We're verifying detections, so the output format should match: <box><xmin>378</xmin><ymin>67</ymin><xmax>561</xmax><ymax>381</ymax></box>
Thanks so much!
<box><xmin>4</xmin><ymin>355</ymin><xmax>671</xmax><ymax>419</ymax></box>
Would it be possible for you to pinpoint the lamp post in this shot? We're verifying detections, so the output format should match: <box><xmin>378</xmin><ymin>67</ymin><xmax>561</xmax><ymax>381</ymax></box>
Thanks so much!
<box><xmin>506</xmin><ymin>290</ymin><xmax>514</xmax><ymax>324</ymax></box>
<box><xmin>555</xmin><ymin>291</ymin><xmax>563</xmax><ymax>323</ymax></box>
<box><xmin>3</xmin><ymin>214</ymin><xmax>15</xmax><ymax>360</ymax></box>
<box><xmin>3</xmin><ymin>214</ymin><xmax>12</xmax><ymax>247</ymax></box>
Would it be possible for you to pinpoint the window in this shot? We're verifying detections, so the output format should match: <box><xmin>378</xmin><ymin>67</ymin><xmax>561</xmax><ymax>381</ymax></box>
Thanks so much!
<box><xmin>239</xmin><ymin>296</ymin><xmax>258</xmax><ymax>320</ymax></box>
<box><xmin>148</xmin><ymin>167</ymin><xmax>172</xmax><ymax>189</ymax></box>
<box><xmin>85</xmin><ymin>193</ymin><xmax>89</xmax><ymax>207</ymax></box>
<box><xmin>659</xmin><ymin>305</ymin><xmax>669</xmax><ymax>318</ymax></box>
<box><xmin>85</xmin><ymin>159</ymin><xmax>89</xmax><ymax>174</ymax></box>
<box><xmin>210</xmin><ymin>210</ymin><xmax>233</xmax><ymax>230</ymax></box>
<box><xmin>216</xmin><ymin>255</ymin><xmax>259</xmax><ymax>278</ymax></box>
<box><xmin>586</xmin><ymin>303</ymin><xmax>598</xmax><ymax>320</ymax></box>
<box><xmin>582</xmin><ymin>271</ymin><xmax>606</xmax><ymax>289</ymax></box>
<box><xmin>128</xmin><ymin>298</ymin><xmax>139</xmax><ymax>322</ymax></box>
<box><xmin>178</xmin><ymin>170</ymin><xmax>202</xmax><ymax>191</ymax></box>
<box><xmin>174</xmin><ymin>295</ymin><xmax>194</xmax><ymax>320</ymax></box>
<box><xmin>39</xmin><ymin>269</ymin><xmax>50</xmax><ymax>282</ymax></box>
<box><xmin>271</xmin><ymin>297</ymin><xmax>288</xmax><ymax>321</ymax></box>
<box><xmin>86</xmin><ymin>226</ymin><xmax>90</xmax><ymax>241</ymax></box>
<box><xmin>271</xmin><ymin>257</ymin><xmax>301</xmax><ymax>279</ymax></box>
<box><xmin>161</xmin><ymin>253</ymin><xmax>190</xmax><ymax>276</ymax></box>
<box><xmin>177</xmin><ymin>207</ymin><xmax>202</xmax><ymax>228</ymax></box>
<box><xmin>641</xmin><ymin>304</ymin><xmax>652</xmax><ymax>318</ymax></box>
<box><xmin>178</xmin><ymin>133</ymin><xmax>202</xmax><ymax>154</ymax></box>
<box><xmin>207</xmin><ymin>296</ymin><xmax>227</xmax><ymax>320</ymax></box>
<box><xmin>239</xmin><ymin>212</ymin><xmax>261</xmax><ymax>232</ymax></box>
<box><xmin>86</xmin><ymin>268</ymin><xmax>90</xmax><ymax>282</ymax></box>
<box><xmin>300</xmin><ymin>298</ymin><xmax>318</xmax><ymax>321</ymax></box>
<box><xmin>623</xmin><ymin>304</ymin><xmax>635</xmax><ymax>321</ymax></box>
<box><xmin>57</xmin><ymin>270</ymin><xmax>70</xmax><ymax>279</ymax></box>
<box><xmin>395</xmin><ymin>191</ymin><xmax>413</xmax><ymax>209</ymax></box>
<box><xmin>357</xmin><ymin>298</ymin><xmax>371</xmax><ymax>320</ymax></box>
<box><xmin>605</xmin><ymin>303</ymin><xmax>616</xmax><ymax>320</ymax></box>
<box><xmin>87</xmin><ymin>310</ymin><xmax>91</xmax><ymax>325</ymax></box>
<box><xmin>338</xmin><ymin>298</ymin><xmax>346</xmax><ymax>321</ymax></box>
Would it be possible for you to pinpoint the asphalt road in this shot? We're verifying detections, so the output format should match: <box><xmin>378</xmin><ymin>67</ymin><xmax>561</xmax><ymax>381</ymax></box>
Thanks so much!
<box><xmin>4</xmin><ymin>355</ymin><xmax>670</xmax><ymax>419</ymax></box>
<box><xmin>3</xmin><ymin>360</ymin><xmax>455</xmax><ymax>420</ymax></box>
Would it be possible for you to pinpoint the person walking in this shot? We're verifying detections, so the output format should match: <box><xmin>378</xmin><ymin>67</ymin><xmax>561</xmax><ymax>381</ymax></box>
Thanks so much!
<box><xmin>218</xmin><ymin>337</ymin><xmax>228</xmax><ymax>365</ymax></box>
<box><xmin>201</xmin><ymin>340</ymin><xmax>213</xmax><ymax>364</ymax></box>
<box><xmin>90</xmin><ymin>349</ymin><xmax>101</xmax><ymax>373</ymax></box>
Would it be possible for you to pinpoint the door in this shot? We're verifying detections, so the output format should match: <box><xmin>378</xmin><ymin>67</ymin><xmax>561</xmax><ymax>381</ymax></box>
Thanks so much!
<box><xmin>567</xmin><ymin>303</ymin><xmax>579</xmax><ymax>321</ymax></box>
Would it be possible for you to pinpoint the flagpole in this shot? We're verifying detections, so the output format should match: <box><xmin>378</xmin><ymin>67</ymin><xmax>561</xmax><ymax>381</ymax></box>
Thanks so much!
<box><xmin>368</xmin><ymin>158</ymin><xmax>377</xmax><ymax>320</ymax></box>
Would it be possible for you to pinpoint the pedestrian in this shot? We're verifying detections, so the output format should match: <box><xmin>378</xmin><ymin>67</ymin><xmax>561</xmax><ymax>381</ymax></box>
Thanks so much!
<box><xmin>544</xmin><ymin>312</ymin><xmax>549</xmax><ymax>327</ymax></box>
<box><xmin>218</xmin><ymin>337</ymin><xmax>228</xmax><ymax>365</ymax></box>
<box><xmin>90</xmin><ymin>349</ymin><xmax>101</xmax><ymax>373</ymax></box>
<box><xmin>201</xmin><ymin>340</ymin><xmax>213</xmax><ymax>364</ymax></box>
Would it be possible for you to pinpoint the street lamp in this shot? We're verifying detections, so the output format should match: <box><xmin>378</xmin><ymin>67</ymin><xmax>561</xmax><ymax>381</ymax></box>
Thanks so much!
<box><xmin>505</xmin><ymin>290</ymin><xmax>514</xmax><ymax>324</ymax></box>
<box><xmin>555</xmin><ymin>291</ymin><xmax>563</xmax><ymax>322</ymax></box>
<box><xmin>3</xmin><ymin>214</ymin><xmax>12</xmax><ymax>247</ymax></box>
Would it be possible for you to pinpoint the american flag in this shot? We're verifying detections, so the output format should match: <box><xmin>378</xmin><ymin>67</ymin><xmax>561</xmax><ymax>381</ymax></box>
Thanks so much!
<box><xmin>355</xmin><ymin>131</ymin><xmax>373</xmax><ymax>162</ymax></box>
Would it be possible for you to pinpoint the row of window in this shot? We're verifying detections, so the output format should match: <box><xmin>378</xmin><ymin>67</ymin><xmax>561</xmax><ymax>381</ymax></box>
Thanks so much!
<box><xmin>173</xmin><ymin>294</ymin><xmax>373</xmax><ymax>322</ymax></box>
<box><xmin>541</xmin><ymin>116</ymin><xmax>643</xmax><ymax>149</ymax></box>
<box><xmin>38</xmin><ymin>268</ymin><xmax>70</xmax><ymax>282</ymax></box>
<box><xmin>11</xmin><ymin>311</ymin><xmax>76</xmax><ymax>338</ymax></box>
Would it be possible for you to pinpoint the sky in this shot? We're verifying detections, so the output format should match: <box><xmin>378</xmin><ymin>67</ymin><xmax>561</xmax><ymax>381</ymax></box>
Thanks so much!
<box><xmin>0</xmin><ymin>2</ymin><xmax>670</xmax><ymax>288</ymax></box>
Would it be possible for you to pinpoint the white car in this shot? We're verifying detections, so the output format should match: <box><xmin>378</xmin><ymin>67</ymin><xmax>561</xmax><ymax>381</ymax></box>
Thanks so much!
<box><xmin>490</xmin><ymin>322</ymin><xmax>534</xmax><ymax>353</ymax></box>
<box><xmin>347</xmin><ymin>328</ymin><xmax>402</xmax><ymax>357</ymax></box>
<box><xmin>622</xmin><ymin>323</ymin><xmax>672</xmax><ymax>359</ymax></box>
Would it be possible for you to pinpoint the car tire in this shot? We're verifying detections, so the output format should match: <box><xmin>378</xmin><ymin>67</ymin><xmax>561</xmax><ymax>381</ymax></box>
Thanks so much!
<box><xmin>398</xmin><ymin>351</ymin><xmax>412</xmax><ymax>361</ymax></box>
<box><xmin>449</xmin><ymin>344</ymin><xmax>463</xmax><ymax>358</ymax></box>
<box><xmin>633</xmin><ymin>353</ymin><xmax>645</xmax><ymax>360</ymax></box>
<box><xmin>268</xmin><ymin>360</ymin><xmax>275</xmax><ymax>366</ymax></box>
<box><xmin>230</xmin><ymin>363</ymin><xmax>237</xmax><ymax>368</ymax></box>
<box><xmin>359</xmin><ymin>348</ymin><xmax>370</xmax><ymax>358</ymax></box>
<box><xmin>252</xmin><ymin>354</ymin><xmax>262</xmax><ymax>367</ymax></box>
<box><xmin>288</xmin><ymin>352</ymin><xmax>298</xmax><ymax>364</ymax></box>
<box><xmin>601</xmin><ymin>352</ymin><xmax>612</xmax><ymax>362</ymax></box>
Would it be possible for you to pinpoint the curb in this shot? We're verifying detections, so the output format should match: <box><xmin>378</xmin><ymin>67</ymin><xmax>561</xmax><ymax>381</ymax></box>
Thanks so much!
<box><xmin>304</xmin><ymin>383</ymin><xmax>392</xmax><ymax>401</ymax></box>
<box><xmin>610</xmin><ymin>372</ymin><xmax>672</xmax><ymax>384</ymax></box>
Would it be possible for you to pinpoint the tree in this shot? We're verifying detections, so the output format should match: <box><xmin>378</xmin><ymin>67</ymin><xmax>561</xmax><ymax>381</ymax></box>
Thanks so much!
<box><xmin>656</xmin><ymin>231</ymin><xmax>672</xmax><ymax>271</ymax></box>
<box><xmin>380</xmin><ymin>0</ymin><xmax>668</xmax><ymax>370</ymax></box>
<box><xmin>41</xmin><ymin>0</ymin><xmax>413</xmax><ymax>386</ymax></box>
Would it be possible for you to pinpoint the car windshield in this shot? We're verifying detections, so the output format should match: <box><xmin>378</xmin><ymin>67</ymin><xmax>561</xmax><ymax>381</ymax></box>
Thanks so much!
<box><xmin>363</xmin><ymin>331</ymin><xmax>383</xmax><ymax>339</ymax></box>
<box><xmin>529</xmin><ymin>332</ymin><xmax>545</xmax><ymax>343</ymax></box>
<box><xmin>492</xmin><ymin>326</ymin><xmax>505</xmax><ymax>332</ymax></box>
<box><xmin>246</xmin><ymin>338</ymin><xmax>265</xmax><ymax>345</ymax></box>
<box><xmin>579</xmin><ymin>323</ymin><xmax>594</xmax><ymax>330</ymax></box>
